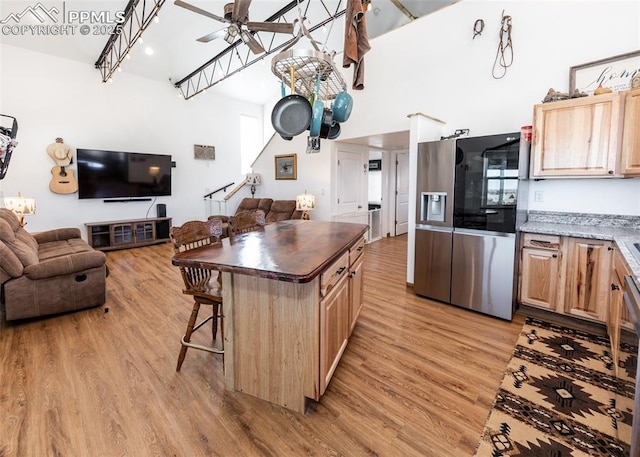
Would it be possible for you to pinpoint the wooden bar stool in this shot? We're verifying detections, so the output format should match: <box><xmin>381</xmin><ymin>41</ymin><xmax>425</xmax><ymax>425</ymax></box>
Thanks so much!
<box><xmin>170</xmin><ymin>218</ymin><xmax>224</xmax><ymax>371</ymax></box>
<box><xmin>228</xmin><ymin>209</ymin><xmax>266</xmax><ymax>236</ymax></box>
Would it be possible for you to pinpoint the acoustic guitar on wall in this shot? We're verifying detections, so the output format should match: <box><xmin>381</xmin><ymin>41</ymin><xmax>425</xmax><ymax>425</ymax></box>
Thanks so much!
<box><xmin>47</xmin><ymin>137</ymin><xmax>78</xmax><ymax>194</ymax></box>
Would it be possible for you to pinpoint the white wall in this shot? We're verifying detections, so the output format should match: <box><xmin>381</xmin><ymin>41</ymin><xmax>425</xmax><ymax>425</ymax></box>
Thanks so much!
<box><xmin>0</xmin><ymin>44</ymin><xmax>263</xmax><ymax>234</ymax></box>
<box><xmin>251</xmin><ymin>133</ymin><xmax>334</xmax><ymax>221</ymax></box>
<box><xmin>255</xmin><ymin>0</ymin><xmax>640</xmax><ymax>219</ymax></box>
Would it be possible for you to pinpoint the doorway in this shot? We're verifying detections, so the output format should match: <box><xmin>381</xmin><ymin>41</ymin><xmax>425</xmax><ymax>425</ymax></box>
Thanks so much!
<box><xmin>336</xmin><ymin>131</ymin><xmax>410</xmax><ymax>240</ymax></box>
<box><xmin>394</xmin><ymin>150</ymin><xmax>409</xmax><ymax>235</ymax></box>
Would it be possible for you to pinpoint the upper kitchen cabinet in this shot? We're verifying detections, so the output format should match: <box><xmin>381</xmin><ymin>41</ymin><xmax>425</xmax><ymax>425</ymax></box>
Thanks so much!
<box><xmin>620</xmin><ymin>87</ymin><xmax>640</xmax><ymax>176</ymax></box>
<box><xmin>531</xmin><ymin>93</ymin><xmax>623</xmax><ymax>178</ymax></box>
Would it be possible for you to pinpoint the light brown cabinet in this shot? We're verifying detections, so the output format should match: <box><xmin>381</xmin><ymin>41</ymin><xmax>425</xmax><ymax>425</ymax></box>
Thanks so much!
<box><xmin>348</xmin><ymin>237</ymin><xmax>365</xmax><ymax>333</ymax></box>
<box><xmin>608</xmin><ymin>247</ymin><xmax>632</xmax><ymax>375</ymax></box>
<box><xmin>519</xmin><ymin>234</ymin><xmax>612</xmax><ymax>325</ymax></box>
<box><xmin>607</xmin><ymin>246</ymin><xmax>638</xmax><ymax>380</ymax></box>
<box><xmin>320</xmin><ymin>272</ymin><xmax>350</xmax><ymax>395</ymax></box>
<box><xmin>563</xmin><ymin>238</ymin><xmax>612</xmax><ymax>322</ymax></box>
<box><xmin>318</xmin><ymin>236</ymin><xmax>366</xmax><ymax>396</ymax></box>
<box><xmin>519</xmin><ymin>234</ymin><xmax>561</xmax><ymax>311</ymax></box>
<box><xmin>621</xmin><ymin>87</ymin><xmax>640</xmax><ymax>176</ymax></box>
<box><xmin>531</xmin><ymin>93</ymin><xmax>622</xmax><ymax>177</ymax></box>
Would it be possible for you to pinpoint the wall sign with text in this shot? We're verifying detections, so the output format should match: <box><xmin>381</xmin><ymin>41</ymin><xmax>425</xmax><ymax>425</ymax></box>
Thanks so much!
<box><xmin>570</xmin><ymin>50</ymin><xmax>640</xmax><ymax>95</ymax></box>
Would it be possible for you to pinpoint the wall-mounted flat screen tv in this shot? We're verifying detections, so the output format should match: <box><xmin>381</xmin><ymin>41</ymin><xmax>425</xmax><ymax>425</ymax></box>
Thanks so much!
<box><xmin>76</xmin><ymin>149</ymin><xmax>172</xmax><ymax>200</ymax></box>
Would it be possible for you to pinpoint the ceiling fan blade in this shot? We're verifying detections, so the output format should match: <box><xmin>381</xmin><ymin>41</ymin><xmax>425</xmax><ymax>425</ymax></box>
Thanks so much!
<box><xmin>242</xmin><ymin>32</ymin><xmax>265</xmax><ymax>55</ymax></box>
<box><xmin>233</xmin><ymin>0</ymin><xmax>251</xmax><ymax>22</ymax></box>
<box><xmin>246</xmin><ymin>21</ymin><xmax>294</xmax><ymax>34</ymax></box>
<box><xmin>174</xmin><ymin>0</ymin><xmax>228</xmax><ymax>23</ymax></box>
<box><xmin>196</xmin><ymin>28</ymin><xmax>227</xmax><ymax>43</ymax></box>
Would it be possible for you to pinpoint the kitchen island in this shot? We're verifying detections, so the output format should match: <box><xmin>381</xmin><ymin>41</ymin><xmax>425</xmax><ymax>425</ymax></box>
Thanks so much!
<box><xmin>172</xmin><ymin>220</ymin><xmax>368</xmax><ymax>414</ymax></box>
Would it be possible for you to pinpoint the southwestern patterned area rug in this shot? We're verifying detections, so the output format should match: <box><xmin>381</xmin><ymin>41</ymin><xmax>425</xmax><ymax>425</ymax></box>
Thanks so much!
<box><xmin>474</xmin><ymin>317</ymin><xmax>637</xmax><ymax>457</ymax></box>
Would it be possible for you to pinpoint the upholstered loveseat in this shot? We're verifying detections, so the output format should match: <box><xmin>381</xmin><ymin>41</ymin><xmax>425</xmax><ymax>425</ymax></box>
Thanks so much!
<box><xmin>210</xmin><ymin>198</ymin><xmax>304</xmax><ymax>237</ymax></box>
<box><xmin>0</xmin><ymin>208</ymin><xmax>107</xmax><ymax>321</ymax></box>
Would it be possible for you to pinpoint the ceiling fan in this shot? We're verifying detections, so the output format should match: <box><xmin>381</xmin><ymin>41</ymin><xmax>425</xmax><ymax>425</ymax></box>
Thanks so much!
<box><xmin>174</xmin><ymin>0</ymin><xmax>295</xmax><ymax>54</ymax></box>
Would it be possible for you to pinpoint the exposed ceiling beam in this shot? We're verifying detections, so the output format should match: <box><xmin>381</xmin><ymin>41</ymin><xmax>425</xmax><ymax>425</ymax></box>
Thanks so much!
<box><xmin>95</xmin><ymin>0</ymin><xmax>166</xmax><ymax>83</ymax></box>
<box><xmin>174</xmin><ymin>0</ymin><xmax>346</xmax><ymax>101</ymax></box>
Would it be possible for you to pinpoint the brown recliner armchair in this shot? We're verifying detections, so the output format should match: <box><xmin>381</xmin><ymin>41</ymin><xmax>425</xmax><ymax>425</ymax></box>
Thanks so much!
<box><xmin>0</xmin><ymin>208</ymin><xmax>107</xmax><ymax>321</ymax></box>
<box><xmin>210</xmin><ymin>198</ymin><xmax>303</xmax><ymax>237</ymax></box>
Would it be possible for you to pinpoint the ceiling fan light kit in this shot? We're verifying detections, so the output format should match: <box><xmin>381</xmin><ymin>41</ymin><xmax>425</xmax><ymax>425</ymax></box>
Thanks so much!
<box><xmin>175</xmin><ymin>0</ymin><xmax>295</xmax><ymax>55</ymax></box>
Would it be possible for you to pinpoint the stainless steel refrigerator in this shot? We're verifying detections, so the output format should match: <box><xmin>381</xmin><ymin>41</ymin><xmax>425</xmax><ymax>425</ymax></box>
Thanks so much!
<box><xmin>414</xmin><ymin>132</ymin><xmax>529</xmax><ymax>321</ymax></box>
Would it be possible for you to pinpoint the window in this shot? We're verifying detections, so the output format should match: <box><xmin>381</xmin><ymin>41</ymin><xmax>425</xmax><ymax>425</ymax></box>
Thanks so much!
<box><xmin>485</xmin><ymin>158</ymin><xmax>518</xmax><ymax>206</ymax></box>
<box><xmin>240</xmin><ymin>115</ymin><xmax>262</xmax><ymax>175</ymax></box>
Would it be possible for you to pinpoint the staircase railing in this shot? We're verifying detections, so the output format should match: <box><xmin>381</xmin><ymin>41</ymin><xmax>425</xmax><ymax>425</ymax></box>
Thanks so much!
<box><xmin>203</xmin><ymin>180</ymin><xmax>246</xmax><ymax>217</ymax></box>
<box><xmin>203</xmin><ymin>182</ymin><xmax>235</xmax><ymax>200</ymax></box>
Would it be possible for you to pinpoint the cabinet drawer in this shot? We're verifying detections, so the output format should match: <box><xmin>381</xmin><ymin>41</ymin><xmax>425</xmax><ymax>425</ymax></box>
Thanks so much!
<box><xmin>320</xmin><ymin>251</ymin><xmax>349</xmax><ymax>297</ymax></box>
<box><xmin>523</xmin><ymin>233</ymin><xmax>560</xmax><ymax>250</ymax></box>
<box><xmin>349</xmin><ymin>237</ymin><xmax>365</xmax><ymax>265</ymax></box>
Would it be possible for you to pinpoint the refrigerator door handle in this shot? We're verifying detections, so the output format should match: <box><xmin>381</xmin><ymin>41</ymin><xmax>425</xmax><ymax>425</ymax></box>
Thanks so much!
<box><xmin>453</xmin><ymin>227</ymin><xmax>516</xmax><ymax>238</ymax></box>
<box><xmin>416</xmin><ymin>224</ymin><xmax>454</xmax><ymax>233</ymax></box>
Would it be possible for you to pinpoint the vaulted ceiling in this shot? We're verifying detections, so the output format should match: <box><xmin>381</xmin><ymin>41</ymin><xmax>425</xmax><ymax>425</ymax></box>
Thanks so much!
<box><xmin>1</xmin><ymin>0</ymin><xmax>456</xmax><ymax>104</ymax></box>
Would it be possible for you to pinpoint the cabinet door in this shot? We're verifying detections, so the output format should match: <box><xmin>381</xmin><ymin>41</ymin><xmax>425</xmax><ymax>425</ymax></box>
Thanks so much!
<box><xmin>320</xmin><ymin>275</ymin><xmax>349</xmax><ymax>395</ymax></box>
<box><xmin>134</xmin><ymin>221</ymin><xmax>155</xmax><ymax>242</ymax></box>
<box><xmin>621</xmin><ymin>87</ymin><xmax>640</xmax><ymax>175</ymax></box>
<box><xmin>608</xmin><ymin>253</ymin><xmax>626</xmax><ymax>376</ymax></box>
<box><xmin>531</xmin><ymin>93</ymin><xmax>621</xmax><ymax>177</ymax></box>
<box><xmin>520</xmin><ymin>247</ymin><xmax>560</xmax><ymax>310</ymax></box>
<box><xmin>348</xmin><ymin>255</ymin><xmax>364</xmax><ymax>334</ymax></box>
<box><xmin>564</xmin><ymin>238</ymin><xmax>612</xmax><ymax>322</ymax></box>
<box><xmin>613</xmin><ymin>248</ymin><xmax>635</xmax><ymax>332</ymax></box>
<box><xmin>111</xmin><ymin>223</ymin><xmax>134</xmax><ymax>246</ymax></box>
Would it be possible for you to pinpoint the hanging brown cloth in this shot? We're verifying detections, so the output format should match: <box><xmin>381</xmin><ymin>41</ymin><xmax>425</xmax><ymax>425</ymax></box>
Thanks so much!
<box><xmin>342</xmin><ymin>0</ymin><xmax>371</xmax><ymax>90</ymax></box>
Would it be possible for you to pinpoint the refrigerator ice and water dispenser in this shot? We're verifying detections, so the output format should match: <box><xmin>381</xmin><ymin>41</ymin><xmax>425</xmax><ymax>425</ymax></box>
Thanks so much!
<box><xmin>420</xmin><ymin>192</ymin><xmax>447</xmax><ymax>223</ymax></box>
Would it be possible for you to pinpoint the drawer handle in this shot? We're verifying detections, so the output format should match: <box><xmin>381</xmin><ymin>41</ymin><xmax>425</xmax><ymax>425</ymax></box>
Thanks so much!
<box><xmin>349</xmin><ymin>270</ymin><xmax>356</xmax><ymax>278</ymax></box>
<box><xmin>611</xmin><ymin>283</ymin><xmax>620</xmax><ymax>291</ymax></box>
<box><xmin>534</xmin><ymin>240</ymin><xmax>551</xmax><ymax>244</ymax></box>
<box><xmin>552</xmin><ymin>254</ymin><xmax>557</xmax><ymax>258</ymax></box>
<box><xmin>336</xmin><ymin>266</ymin><xmax>346</xmax><ymax>276</ymax></box>
<box><xmin>357</xmin><ymin>246</ymin><xmax>364</xmax><ymax>252</ymax></box>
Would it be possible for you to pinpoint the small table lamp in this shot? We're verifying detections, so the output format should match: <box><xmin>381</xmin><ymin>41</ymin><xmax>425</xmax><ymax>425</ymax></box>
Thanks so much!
<box><xmin>296</xmin><ymin>192</ymin><xmax>316</xmax><ymax>220</ymax></box>
<box><xmin>4</xmin><ymin>193</ymin><xmax>36</xmax><ymax>226</ymax></box>
<box><xmin>245</xmin><ymin>173</ymin><xmax>261</xmax><ymax>198</ymax></box>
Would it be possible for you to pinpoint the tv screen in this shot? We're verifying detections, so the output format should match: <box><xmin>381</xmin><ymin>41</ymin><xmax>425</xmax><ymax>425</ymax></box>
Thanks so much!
<box><xmin>76</xmin><ymin>149</ymin><xmax>172</xmax><ymax>200</ymax></box>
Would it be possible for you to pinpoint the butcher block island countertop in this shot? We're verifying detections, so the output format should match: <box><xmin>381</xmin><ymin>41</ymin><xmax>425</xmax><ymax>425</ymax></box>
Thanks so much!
<box><xmin>172</xmin><ymin>220</ymin><xmax>369</xmax><ymax>414</ymax></box>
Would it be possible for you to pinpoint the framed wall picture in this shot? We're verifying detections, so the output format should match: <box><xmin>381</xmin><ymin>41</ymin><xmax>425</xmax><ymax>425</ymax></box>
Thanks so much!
<box><xmin>275</xmin><ymin>154</ymin><xmax>297</xmax><ymax>180</ymax></box>
<box><xmin>569</xmin><ymin>50</ymin><xmax>640</xmax><ymax>95</ymax></box>
<box><xmin>194</xmin><ymin>144</ymin><xmax>215</xmax><ymax>160</ymax></box>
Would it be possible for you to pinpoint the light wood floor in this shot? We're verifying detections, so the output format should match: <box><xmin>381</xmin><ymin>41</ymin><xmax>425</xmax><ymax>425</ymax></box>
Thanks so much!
<box><xmin>0</xmin><ymin>234</ymin><xmax>525</xmax><ymax>457</ymax></box>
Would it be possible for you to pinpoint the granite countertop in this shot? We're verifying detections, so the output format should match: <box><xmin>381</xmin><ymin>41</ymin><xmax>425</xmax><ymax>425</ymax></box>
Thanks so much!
<box><xmin>520</xmin><ymin>211</ymin><xmax>640</xmax><ymax>283</ymax></box>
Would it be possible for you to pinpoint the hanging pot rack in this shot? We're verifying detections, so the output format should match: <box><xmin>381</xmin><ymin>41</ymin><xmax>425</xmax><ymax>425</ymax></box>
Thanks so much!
<box><xmin>271</xmin><ymin>17</ymin><xmax>346</xmax><ymax>101</ymax></box>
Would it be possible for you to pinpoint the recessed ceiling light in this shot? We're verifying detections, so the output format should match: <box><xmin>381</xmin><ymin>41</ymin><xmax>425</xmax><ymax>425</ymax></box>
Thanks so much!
<box><xmin>145</xmin><ymin>47</ymin><xmax>154</xmax><ymax>55</ymax></box>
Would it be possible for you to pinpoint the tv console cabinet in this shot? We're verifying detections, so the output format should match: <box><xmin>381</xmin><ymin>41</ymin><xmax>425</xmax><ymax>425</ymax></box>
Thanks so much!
<box><xmin>85</xmin><ymin>217</ymin><xmax>172</xmax><ymax>251</ymax></box>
